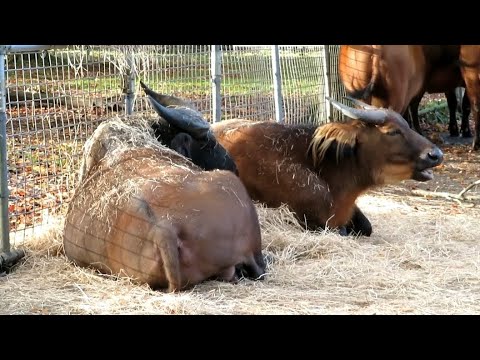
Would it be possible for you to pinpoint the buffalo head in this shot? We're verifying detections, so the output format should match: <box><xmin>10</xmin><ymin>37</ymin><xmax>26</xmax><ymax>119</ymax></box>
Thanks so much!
<box><xmin>140</xmin><ymin>81</ymin><xmax>238</xmax><ymax>175</ymax></box>
<box><xmin>325</xmin><ymin>96</ymin><xmax>444</xmax><ymax>184</ymax></box>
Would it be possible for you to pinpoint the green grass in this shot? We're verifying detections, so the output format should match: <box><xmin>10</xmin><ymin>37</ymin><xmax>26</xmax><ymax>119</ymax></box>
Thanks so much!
<box><xmin>419</xmin><ymin>99</ymin><xmax>450</xmax><ymax>124</ymax></box>
<box><xmin>68</xmin><ymin>76</ymin><xmax>122</xmax><ymax>91</ymax></box>
<box><xmin>6</xmin><ymin>49</ymin><xmax>324</xmax><ymax>99</ymax></box>
<box><xmin>142</xmin><ymin>71</ymin><xmax>321</xmax><ymax>97</ymax></box>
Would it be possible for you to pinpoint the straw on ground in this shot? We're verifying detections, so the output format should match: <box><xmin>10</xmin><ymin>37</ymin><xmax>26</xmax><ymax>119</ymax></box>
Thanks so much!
<box><xmin>1</xmin><ymin>187</ymin><xmax>479</xmax><ymax>315</ymax></box>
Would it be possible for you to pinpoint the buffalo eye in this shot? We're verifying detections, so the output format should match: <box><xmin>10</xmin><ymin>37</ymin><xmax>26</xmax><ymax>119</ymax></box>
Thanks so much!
<box><xmin>386</xmin><ymin>129</ymin><xmax>402</xmax><ymax>136</ymax></box>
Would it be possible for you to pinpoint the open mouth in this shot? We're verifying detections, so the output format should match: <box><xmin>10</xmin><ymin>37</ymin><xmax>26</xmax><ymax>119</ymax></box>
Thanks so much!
<box><xmin>412</xmin><ymin>167</ymin><xmax>434</xmax><ymax>181</ymax></box>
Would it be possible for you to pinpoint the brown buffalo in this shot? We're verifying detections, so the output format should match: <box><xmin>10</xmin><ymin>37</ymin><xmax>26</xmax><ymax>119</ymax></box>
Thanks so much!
<box><xmin>339</xmin><ymin>45</ymin><xmax>425</xmax><ymax>114</ymax></box>
<box><xmin>64</xmin><ymin>117</ymin><xmax>266</xmax><ymax>292</ymax></box>
<box><xmin>339</xmin><ymin>45</ymin><xmax>477</xmax><ymax>147</ymax></box>
<box><xmin>407</xmin><ymin>46</ymin><xmax>470</xmax><ymax>138</ymax></box>
<box><xmin>210</xmin><ymin>97</ymin><xmax>444</xmax><ymax>236</ymax></box>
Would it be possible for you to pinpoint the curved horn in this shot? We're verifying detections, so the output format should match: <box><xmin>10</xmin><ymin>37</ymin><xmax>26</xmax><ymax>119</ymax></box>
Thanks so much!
<box><xmin>147</xmin><ymin>93</ymin><xmax>210</xmax><ymax>140</ymax></box>
<box><xmin>342</xmin><ymin>95</ymin><xmax>410</xmax><ymax>127</ymax></box>
<box><xmin>140</xmin><ymin>81</ymin><xmax>210</xmax><ymax>140</ymax></box>
<box><xmin>140</xmin><ymin>80</ymin><xmax>198</xmax><ymax>111</ymax></box>
<box><xmin>389</xmin><ymin>110</ymin><xmax>411</xmax><ymax>127</ymax></box>
<box><xmin>326</xmin><ymin>96</ymin><xmax>387</xmax><ymax>125</ymax></box>
<box><xmin>343</xmin><ymin>95</ymin><xmax>379</xmax><ymax>110</ymax></box>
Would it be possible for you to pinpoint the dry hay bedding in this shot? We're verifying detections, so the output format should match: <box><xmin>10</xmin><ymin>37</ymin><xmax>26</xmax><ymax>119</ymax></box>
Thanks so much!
<box><xmin>1</xmin><ymin>116</ymin><xmax>480</xmax><ymax>314</ymax></box>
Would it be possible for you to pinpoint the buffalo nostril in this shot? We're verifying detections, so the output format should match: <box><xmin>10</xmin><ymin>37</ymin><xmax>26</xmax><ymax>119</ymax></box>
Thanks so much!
<box><xmin>428</xmin><ymin>147</ymin><xmax>444</xmax><ymax>164</ymax></box>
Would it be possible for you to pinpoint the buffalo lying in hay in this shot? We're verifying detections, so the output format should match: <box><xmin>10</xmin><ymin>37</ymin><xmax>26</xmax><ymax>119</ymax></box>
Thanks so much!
<box><xmin>210</xmin><ymin>97</ymin><xmax>444</xmax><ymax>236</ymax></box>
<box><xmin>64</xmin><ymin>116</ymin><xmax>266</xmax><ymax>292</ymax></box>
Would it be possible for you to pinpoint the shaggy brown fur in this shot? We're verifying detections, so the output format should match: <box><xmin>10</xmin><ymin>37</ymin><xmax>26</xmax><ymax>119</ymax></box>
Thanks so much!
<box><xmin>308</xmin><ymin>121</ymin><xmax>361</xmax><ymax>166</ymax></box>
<box><xmin>64</xmin><ymin>117</ymin><xmax>266</xmax><ymax>292</ymax></box>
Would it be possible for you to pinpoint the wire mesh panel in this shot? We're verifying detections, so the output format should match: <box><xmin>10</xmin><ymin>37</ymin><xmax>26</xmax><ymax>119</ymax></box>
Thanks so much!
<box><xmin>221</xmin><ymin>46</ymin><xmax>276</xmax><ymax>121</ymax></box>
<box><xmin>280</xmin><ymin>45</ymin><xmax>326</xmax><ymax>125</ymax></box>
<box><xmin>130</xmin><ymin>45</ymin><xmax>212</xmax><ymax>119</ymax></box>
<box><xmin>5</xmin><ymin>45</ymin><xmax>125</xmax><ymax>245</ymax></box>
<box><xmin>2</xmin><ymin>44</ymin><xmax>345</xmax><ymax>248</ymax></box>
<box><xmin>326</xmin><ymin>45</ymin><xmax>348</xmax><ymax>121</ymax></box>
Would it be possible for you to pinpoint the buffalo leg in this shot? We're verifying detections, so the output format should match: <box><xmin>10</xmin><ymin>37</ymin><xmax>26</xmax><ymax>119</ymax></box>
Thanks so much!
<box><xmin>345</xmin><ymin>205</ymin><xmax>372</xmax><ymax>237</ymax></box>
<box><xmin>446</xmin><ymin>90</ymin><xmax>460</xmax><ymax>137</ymax></box>
<box><xmin>235</xmin><ymin>252</ymin><xmax>266</xmax><ymax>281</ymax></box>
<box><xmin>407</xmin><ymin>93</ymin><xmax>424</xmax><ymax>135</ymax></box>
<box><xmin>404</xmin><ymin>107</ymin><xmax>413</xmax><ymax>130</ymax></box>
<box><xmin>216</xmin><ymin>266</ymin><xmax>239</xmax><ymax>283</ymax></box>
<box><xmin>463</xmin><ymin>83</ymin><xmax>480</xmax><ymax>150</ymax></box>
<box><xmin>474</xmin><ymin>104</ymin><xmax>480</xmax><ymax>150</ymax></box>
<box><xmin>459</xmin><ymin>46</ymin><xmax>480</xmax><ymax>150</ymax></box>
<box><xmin>148</xmin><ymin>225</ymin><xmax>182</xmax><ymax>293</ymax></box>
<box><xmin>460</xmin><ymin>92</ymin><xmax>472</xmax><ymax>138</ymax></box>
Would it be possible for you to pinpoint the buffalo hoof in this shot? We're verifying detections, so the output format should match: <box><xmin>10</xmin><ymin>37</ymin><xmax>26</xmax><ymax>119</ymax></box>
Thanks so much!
<box><xmin>338</xmin><ymin>226</ymin><xmax>348</xmax><ymax>236</ymax></box>
<box><xmin>340</xmin><ymin>225</ymin><xmax>373</xmax><ymax>237</ymax></box>
<box><xmin>346</xmin><ymin>228</ymin><xmax>373</xmax><ymax>237</ymax></box>
<box><xmin>449</xmin><ymin>128</ymin><xmax>460</xmax><ymax>137</ymax></box>
<box><xmin>235</xmin><ymin>261</ymin><xmax>266</xmax><ymax>281</ymax></box>
<box><xmin>235</xmin><ymin>264</ymin><xmax>247</xmax><ymax>279</ymax></box>
<box><xmin>462</xmin><ymin>130</ymin><xmax>473</xmax><ymax>138</ymax></box>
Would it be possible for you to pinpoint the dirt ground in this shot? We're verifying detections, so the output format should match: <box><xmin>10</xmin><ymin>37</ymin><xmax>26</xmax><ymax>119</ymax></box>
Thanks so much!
<box><xmin>398</xmin><ymin>96</ymin><xmax>480</xmax><ymax>201</ymax></box>
<box><xmin>403</xmin><ymin>140</ymin><xmax>480</xmax><ymax>200</ymax></box>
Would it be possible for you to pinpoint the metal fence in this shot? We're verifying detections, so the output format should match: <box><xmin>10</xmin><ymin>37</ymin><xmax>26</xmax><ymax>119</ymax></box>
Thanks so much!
<box><xmin>0</xmin><ymin>44</ymin><xmax>346</xmax><ymax>257</ymax></box>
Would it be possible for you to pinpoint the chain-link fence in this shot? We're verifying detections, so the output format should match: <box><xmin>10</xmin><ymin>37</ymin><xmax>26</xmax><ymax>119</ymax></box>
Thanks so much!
<box><xmin>0</xmin><ymin>44</ymin><xmax>346</xmax><ymax>256</ymax></box>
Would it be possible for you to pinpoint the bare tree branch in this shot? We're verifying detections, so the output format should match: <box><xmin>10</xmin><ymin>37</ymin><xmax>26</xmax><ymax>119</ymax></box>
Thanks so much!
<box><xmin>458</xmin><ymin>179</ymin><xmax>480</xmax><ymax>198</ymax></box>
<box><xmin>411</xmin><ymin>179</ymin><xmax>480</xmax><ymax>202</ymax></box>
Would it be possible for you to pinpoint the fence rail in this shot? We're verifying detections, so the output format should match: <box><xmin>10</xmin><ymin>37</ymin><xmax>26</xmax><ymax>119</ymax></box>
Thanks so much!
<box><xmin>0</xmin><ymin>44</ymin><xmax>346</xmax><ymax>256</ymax></box>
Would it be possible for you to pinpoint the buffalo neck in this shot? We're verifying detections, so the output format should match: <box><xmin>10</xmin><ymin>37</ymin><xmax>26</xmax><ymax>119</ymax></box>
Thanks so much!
<box><xmin>316</xmin><ymin>152</ymin><xmax>376</xmax><ymax>203</ymax></box>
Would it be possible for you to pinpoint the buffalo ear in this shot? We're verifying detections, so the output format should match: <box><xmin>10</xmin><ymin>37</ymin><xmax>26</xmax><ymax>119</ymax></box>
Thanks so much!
<box><xmin>140</xmin><ymin>80</ymin><xmax>198</xmax><ymax>110</ymax></box>
<box><xmin>171</xmin><ymin>133</ymin><xmax>193</xmax><ymax>159</ymax></box>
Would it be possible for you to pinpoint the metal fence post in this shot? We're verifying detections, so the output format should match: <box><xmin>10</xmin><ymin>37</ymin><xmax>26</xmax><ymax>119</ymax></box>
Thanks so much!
<box><xmin>0</xmin><ymin>46</ymin><xmax>10</xmax><ymax>253</ymax></box>
<box><xmin>271</xmin><ymin>45</ymin><xmax>284</xmax><ymax>123</ymax></box>
<box><xmin>0</xmin><ymin>46</ymin><xmax>23</xmax><ymax>269</ymax></box>
<box><xmin>211</xmin><ymin>45</ymin><xmax>222</xmax><ymax>123</ymax></box>
<box><xmin>321</xmin><ymin>45</ymin><xmax>331</xmax><ymax>122</ymax></box>
<box><xmin>124</xmin><ymin>52</ymin><xmax>135</xmax><ymax>115</ymax></box>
